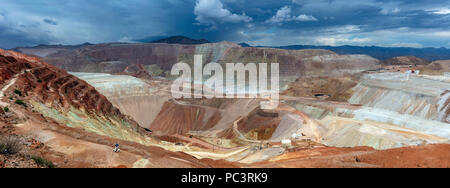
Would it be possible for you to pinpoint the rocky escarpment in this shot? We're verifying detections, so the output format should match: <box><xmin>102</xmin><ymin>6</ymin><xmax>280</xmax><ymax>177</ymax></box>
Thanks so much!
<box><xmin>31</xmin><ymin>43</ymin><xmax>198</xmax><ymax>74</ymax></box>
<box><xmin>0</xmin><ymin>49</ymin><xmax>148</xmax><ymax>143</ymax></box>
<box><xmin>281</xmin><ymin>71</ymin><xmax>450</xmax><ymax>149</ymax></box>
<box><xmin>348</xmin><ymin>73</ymin><xmax>450</xmax><ymax>122</ymax></box>
<box><xmin>149</xmin><ymin>101</ymin><xmax>222</xmax><ymax>135</ymax></box>
<box><xmin>382</xmin><ymin>56</ymin><xmax>430</xmax><ymax>66</ymax></box>
<box><xmin>282</xmin><ymin>76</ymin><xmax>359</xmax><ymax>102</ymax></box>
<box><xmin>149</xmin><ymin>98</ymin><xmax>266</xmax><ymax>137</ymax></box>
<box><xmin>420</xmin><ymin>60</ymin><xmax>450</xmax><ymax>75</ymax></box>
<box><xmin>221</xmin><ymin>47</ymin><xmax>379</xmax><ymax>78</ymax></box>
<box><xmin>72</xmin><ymin>72</ymin><xmax>172</xmax><ymax>129</ymax></box>
<box><xmin>318</xmin><ymin>72</ymin><xmax>450</xmax><ymax>148</ymax></box>
<box><xmin>439</xmin><ymin>90</ymin><xmax>450</xmax><ymax>123</ymax></box>
<box><xmin>16</xmin><ymin>42</ymin><xmax>380</xmax><ymax>81</ymax></box>
<box><xmin>0</xmin><ymin>49</ymin><xmax>126</xmax><ymax>118</ymax></box>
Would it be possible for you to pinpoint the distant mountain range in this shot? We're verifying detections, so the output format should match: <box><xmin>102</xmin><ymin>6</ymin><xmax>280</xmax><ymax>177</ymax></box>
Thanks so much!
<box><xmin>237</xmin><ymin>42</ymin><xmax>450</xmax><ymax>61</ymax></box>
<box><xmin>238</xmin><ymin>43</ymin><xmax>251</xmax><ymax>47</ymax></box>
<box><xmin>150</xmin><ymin>36</ymin><xmax>210</xmax><ymax>45</ymax></box>
<box><xmin>12</xmin><ymin>42</ymin><xmax>93</xmax><ymax>51</ymax></box>
<box><xmin>10</xmin><ymin>35</ymin><xmax>450</xmax><ymax>61</ymax></box>
<box><xmin>269</xmin><ymin>45</ymin><xmax>450</xmax><ymax>61</ymax></box>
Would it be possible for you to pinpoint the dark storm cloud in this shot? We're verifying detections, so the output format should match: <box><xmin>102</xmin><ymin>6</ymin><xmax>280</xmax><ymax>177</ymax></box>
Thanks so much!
<box><xmin>43</xmin><ymin>18</ymin><xmax>57</xmax><ymax>25</ymax></box>
<box><xmin>0</xmin><ymin>0</ymin><xmax>449</xmax><ymax>49</ymax></box>
<box><xmin>0</xmin><ymin>10</ymin><xmax>57</xmax><ymax>49</ymax></box>
<box><xmin>0</xmin><ymin>25</ymin><xmax>57</xmax><ymax>49</ymax></box>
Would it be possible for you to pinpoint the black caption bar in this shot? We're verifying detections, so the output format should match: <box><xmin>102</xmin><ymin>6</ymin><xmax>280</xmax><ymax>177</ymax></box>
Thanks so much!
<box><xmin>175</xmin><ymin>169</ymin><xmax>273</xmax><ymax>186</ymax></box>
<box><xmin>1</xmin><ymin>168</ymin><xmax>435</xmax><ymax>188</ymax></box>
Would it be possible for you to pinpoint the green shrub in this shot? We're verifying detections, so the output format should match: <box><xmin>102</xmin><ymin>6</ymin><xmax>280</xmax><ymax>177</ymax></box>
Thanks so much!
<box><xmin>0</xmin><ymin>136</ymin><xmax>21</xmax><ymax>155</ymax></box>
<box><xmin>3</xmin><ymin>107</ymin><xmax>9</xmax><ymax>112</ymax></box>
<box><xmin>15</xmin><ymin>100</ymin><xmax>27</xmax><ymax>107</ymax></box>
<box><xmin>14</xmin><ymin>90</ymin><xmax>22</xmax><ymax>96</ymax></box>
<box><xmin>31</xmin><ymin>156</ymin><xmax>56</xmax><ymax>168</ymax></box>
<box><xmin>37</xmin><ymin>79</ymin><xmax>42</xmax><ymax>83</ymax></box>
<box><xmin>146</xmin><ymin>64</ymin><xmax>164</xmax><ymax>77</ymax></box>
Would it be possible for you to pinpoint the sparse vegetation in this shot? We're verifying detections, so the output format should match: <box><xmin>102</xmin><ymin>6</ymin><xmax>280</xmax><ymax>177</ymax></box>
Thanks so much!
<box><xmin>145</xmin><ymin>64</ymin><xmax>164</xmax><ymax>77</ymax></box>
<box><xmin>0</xmin><ymin>136</ymin><xmax>21</xmax><ymax>155</ymax></box>
<box><xmin>15</xmin><ymin>100</ymin><xmax>27</xmax><ymax>107</ymax></box>
<box><xmin>31</xmin><ymin>156</ymin><xmax>56</xmax><ymax>168</ymax></box>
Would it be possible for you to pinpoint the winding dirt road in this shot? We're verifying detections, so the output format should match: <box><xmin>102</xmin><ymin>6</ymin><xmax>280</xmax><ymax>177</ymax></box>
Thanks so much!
<box><xmin>0</xmin><ymin>69</ymin><xmax>31</xmax><ymax>107</ymax></box>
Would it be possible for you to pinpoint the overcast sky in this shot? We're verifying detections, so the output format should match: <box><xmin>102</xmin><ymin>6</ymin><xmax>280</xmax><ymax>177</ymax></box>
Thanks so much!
<box><xmin>1</xmin><ymin>0</ymin><xmax>450</xmax><ymax>49</ymax></box>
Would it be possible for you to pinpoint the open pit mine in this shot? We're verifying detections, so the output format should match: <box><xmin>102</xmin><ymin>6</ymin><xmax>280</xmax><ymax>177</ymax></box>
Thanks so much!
<box><xmin>1</xmin><ymin>41</ymin><xmax>449</xmax><ymax>168</ymax></box>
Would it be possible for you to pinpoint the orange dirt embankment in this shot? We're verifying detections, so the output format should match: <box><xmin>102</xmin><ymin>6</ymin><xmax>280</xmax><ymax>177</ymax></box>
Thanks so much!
<box><xmin>236</xmin><ymin>108</ymin><xmax>281</xmax><ymax>140</ymax></box>
<box><xmin>250</xmin><ymin>144</ymin><xmax>450</xmax><ymax>168</ymax></box>
<box><xmin>150</xmin><ymin>101</ymin><xmax>221</xmax><ymax>135</ymax></box>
